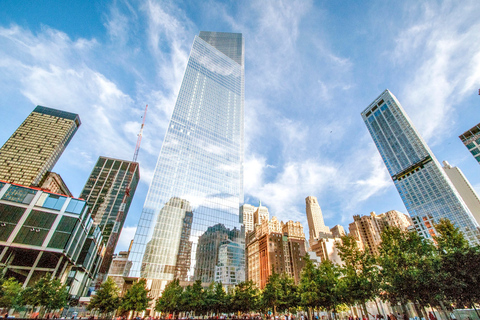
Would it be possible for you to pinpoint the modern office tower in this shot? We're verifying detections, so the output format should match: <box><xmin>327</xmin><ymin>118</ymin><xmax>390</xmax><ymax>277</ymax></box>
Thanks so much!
<box><xmin>80</xmin><ymin>156</ymin><xmax>139</xmax><ymax>277</ymax></box>
<box><xmin>459</xmin><ymin>123</ymin><xmax>480</xmax><ymax>164</ymax></box>
<box><xmin>0</xmin><ymin>181</ymin><xmax>103</xmax><ymax>298</ymax></box>
<box><xmin>361</xmin><ymin>89</ymin><xmax>480</xmax><ymax>245</ymax></box>
<box><xmin>0</xmin><ymin>106</ymin><xmax>81</xmax><ymax>187</ymax></box>
<box><xmin>330</xmin><ymin>225</ymin><xmax>346</xmax><ymax>238</ymax></box>
<box><xmin>128</xmin><ymin>31</ymin><xmax>245</xmax><ymax>296</ymax></box>
<box><xmin>305</xmin><ymin>196</ymin><xmax>331</xmax><ymax>241</ymax></box>
<box><xmin>443</xmin><ymin>161</ymin><xmax>480</xmax><ymax>225</ymax></box>
<box><xmin>241</xmin><ymin>203</ymin><xmax>269</xmax><ymax>233</ymax></box>
<box><xmin>245</xmin><ymin>217</ymin><xmax>306</xmax><ymax>289</ymax></box>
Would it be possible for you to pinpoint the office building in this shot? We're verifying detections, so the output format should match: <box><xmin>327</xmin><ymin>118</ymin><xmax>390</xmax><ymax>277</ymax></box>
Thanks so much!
<box><xmin>79</xmin><ymin>157</ymin><xmax>139</xmax><ymax>277</ymax></box>
<box><xmin>361</xmin><ymin>90</ymin><xmax>480</xmax><ymax>245</ymax></box>
<box><xmin>443</xmin><ymin>161</ymin><xmax>480</xmax><ymax>225</ymax></box>
<box><xmin>241</xmin><ymin>203</ymin><xmax>269</xmax><ymax>233</ymax></box>
<box><xmin>330</xmin><ymin>225</ymin><xmax>346</xmax><ymax>238</ymax></box>
<box><xmin>348</xmin><ymin>210</ymin><xmax>411</xmax><ymax>255</ymax></box>
<box><xmin>0</xmin><ymin>106</ymin><xmax>81</xmax><ymax>187</ymax></box>
<box><xmin>128</xmin><ymin>31</ymin><xmax>245</xmax><ymax>296</ymax></box>
<box><xmin>0</xmin><ymin>180</ymin><xmax>103</xmax><ymax>298</ymax></box>
<box><xmin>245</xmin><ymin>217</ymin><xmax>306</xmax><ymax>289</ymax></box>
<box><xmin>309</xmin><ymin>237</ymin><xmax>343</xmax><ymax>265</ymax></box>
<box><xmin>459</xmin><ymin>123</ymin><xmax>480</xmax><ymax>164</ymax></box>
<box><xmin>305</xmin><ymin>196</ymin><xmax>331</xmax><ymax>241</ymax></box>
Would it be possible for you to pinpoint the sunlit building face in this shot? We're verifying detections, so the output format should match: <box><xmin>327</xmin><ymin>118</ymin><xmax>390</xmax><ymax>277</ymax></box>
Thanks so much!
<box><xmin>128</xmin><ymin>32</ymin><xmax>245</xmax><ymax>294</ymax></box>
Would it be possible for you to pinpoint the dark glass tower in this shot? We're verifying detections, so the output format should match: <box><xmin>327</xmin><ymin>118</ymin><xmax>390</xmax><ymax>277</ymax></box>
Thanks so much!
<box><xmin>80</xmin><ymin>156</ymin><xmax>139</xmax><ymax>276</ymax></box>
<box><xmin>362</xmin><ymin>90</ymin><xmax>480</xmax><ymax>245</ymax></box>
<box><xmin>129</xmin><ymin>31</ymin><xmax>245</xmax><ymax>295</ymax></box>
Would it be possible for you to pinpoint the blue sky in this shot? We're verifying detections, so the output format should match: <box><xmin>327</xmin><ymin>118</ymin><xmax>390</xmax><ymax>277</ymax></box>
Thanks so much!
<box><xmin>1</xmin><ymin>0</ymin><xmax>480</xmax><ymax>252</ymax></box>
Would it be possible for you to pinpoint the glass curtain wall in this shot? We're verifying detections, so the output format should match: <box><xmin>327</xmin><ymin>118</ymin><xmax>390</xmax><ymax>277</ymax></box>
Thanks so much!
<box><xmin>128</xmin><ymin>32</ymin><xmax>245</xmax><ymax>292</ymax></box>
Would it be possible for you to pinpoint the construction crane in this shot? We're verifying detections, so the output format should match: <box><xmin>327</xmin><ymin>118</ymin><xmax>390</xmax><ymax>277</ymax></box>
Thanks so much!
<box><xmin>96</xmin><ymin>104</ymin><xmax>148</xmax><ymax>281</ymax></box>
<box><xmin>133</xmin><ymin>104</ymin><xmax>148</xmax><ymax>163</ymax></box>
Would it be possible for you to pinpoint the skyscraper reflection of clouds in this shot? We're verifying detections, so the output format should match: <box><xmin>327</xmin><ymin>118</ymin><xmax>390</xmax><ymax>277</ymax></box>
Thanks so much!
<box><xmin>362</xmin><ymin>90</ymin><xmax>480</xmax><ymax>245</ymax></box>
<box><xmin>128</xmin><ymin>31</ymin><xmax>245</xmax><ymax>296</ymax></box>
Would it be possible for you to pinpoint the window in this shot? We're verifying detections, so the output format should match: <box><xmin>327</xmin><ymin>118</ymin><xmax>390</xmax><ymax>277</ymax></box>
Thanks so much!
<box><xmin>1</xmin><ymin>185</ymin><xmax>36</xmax><ymax>204</ymax></box>
<box><xmin>14</xmin><ymin>210</ymin><xmax>57</xmax><ymax>246</ymax></box>
<box><xmin>467</xmin><ymin>142</ymin><xmax>476</xmax><ymax>149</ymax></box>
<box><xmin>65</xmin><ymin>199</ymin><xmax>86</xmax><ymax>214</ymax></box>
<box><xmin>48</xmin><ymin>216</ymin><xmax>78</xmax><ymax>249</ymax></box>
<box><xmin>36</xmin><ymin>193</ymin><xmax>66</xmax><ymax>211</ymax></box>
<box><xmin>0</xmin><ymin>204</ymin><xmax>26</xmax><ymax>241</ymax></box>
<box><xmin>472</xmin><ymin>148</ymin><xmax>480</xmax><ymax>156</ymax></box>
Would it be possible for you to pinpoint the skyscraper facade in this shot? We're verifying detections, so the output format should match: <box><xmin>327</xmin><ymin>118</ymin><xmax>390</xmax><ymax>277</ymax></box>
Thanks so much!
<box><xmin>459</xmin><ymin>123</ymin><xmax>480</xmax><ymax>164</ymax></box>
<box><xmin>79</xmin><ymin>156</ymin><xmax>139</xmax><ymax>275</ymax></box>
<box><xmin>0</xmin><ymin>106</ymin><xmax>81</xmax><ymax>186</ymax></box>
<box><xmin>305</xmin><ymin>196</ymin><xmax>331</xmax><ymax>241</ymax></box>
<box><xmin>362</xmin><ymin>90</ymin><xmax>480</xmax><ymax>245</ymax></box>
<box><xmin>128</xmin><ymin>31</ymin><xmax>245</xmax><ymax>296</ymax></box>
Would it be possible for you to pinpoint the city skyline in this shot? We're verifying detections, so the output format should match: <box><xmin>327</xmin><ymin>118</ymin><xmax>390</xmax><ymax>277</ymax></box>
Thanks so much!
<box><xmin>1</xmin><ymin>1</ymin><xmax>480</xmax><ymax>253</ymax></box>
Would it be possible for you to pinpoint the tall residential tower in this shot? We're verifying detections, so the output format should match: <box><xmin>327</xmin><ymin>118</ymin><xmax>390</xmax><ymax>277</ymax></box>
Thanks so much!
<box><xmin>305</xmin><ymin>196</ymin><xmax>331</xmax><ymax>241</ymax></box>
<box><xmin>128</xmin><ymin>31</ymin><xmax>245</xmax><ymax>296</ymax></box>
<box><xmin>361</xmin><ymin>90</ymin><xmax>480</xmax><ymax>245</ymax></box>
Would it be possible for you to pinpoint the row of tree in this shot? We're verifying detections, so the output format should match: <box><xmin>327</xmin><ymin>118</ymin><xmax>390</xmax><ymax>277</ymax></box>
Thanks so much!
<box><xmin>154</xmin><ymin>219</ymin><xmax>480</xmax><ymax>320</ymax></box>
<box><xmin>0</xmin><ymin>273</ymin><xmax>68</xmax><ymax>316</ymax></box>
<box><xmin>88</xmin><ymin>278</ymin><xmax>152</xmax><ymax>317</ymax></box>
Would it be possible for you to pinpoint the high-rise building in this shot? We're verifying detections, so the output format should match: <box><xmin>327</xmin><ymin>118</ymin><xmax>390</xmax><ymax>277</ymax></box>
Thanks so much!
<box><xmin>459</xmin><ymin>123</ymin><xmax>480</xmax><ymax>164</ymax></box>
<box><xmin>245</xmin><ymin>217</ymin><xmax>306</xmax><ymax>289</ymax></box>
<box><xmin>0</xmin><ymin>106</ymin><xmax>81</xmax><ymax>187</ymax></box>
<box><xmin>128</xmin><ymin>31</ymin><xmax>245</xmax><ymax>296</ymax></box>
<box><xmin>305</xmin><ymin>196</ymin><xmax>331</xmax><ymax>241</ymax></box>
<box><xmin>330</xmin><ymin>225</ymin><xmax>346</xmax><ymax>238</ymax></box>
<box><xmin>361</xmin><ymin>90</ymin><xmax>480</xmax><ymax>245</ymax></box>
<box><xmin>348</xmin><ymin>210</ymin><xmax>411</xmax><ymax>255</ymax></box>
<box><xmin>443</xmin><ymin>161</ymin><xmax>480</xmax><ymax>225</ymax></box>
<box><xmin>80</xmin><ymin>157</ymin><xmax>139</xmax><ymax>276</ymax></box>
<box><xmin>241</xmin><ymin>203</ymin><xmax>269</xmax><ymax>233</ymax></box>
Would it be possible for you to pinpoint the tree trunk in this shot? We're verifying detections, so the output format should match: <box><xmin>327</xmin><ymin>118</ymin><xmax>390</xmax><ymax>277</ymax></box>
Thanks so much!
<box><xmin>471</xmin><ymin>300</ymin><xmax>480</xmax><ymax>320</ymax></box>
<box><xmin>399</xmin><ymin>298</ymin><xmax>410</xmax><ymax>319</ymax></box>
<box><xmin>438</xmin><ymin>300</ymin><xmax>450</xmax><ymax>320</ymax></box>
<box><xmin>309</xmin><ymin>307</ymin><xmax>313</xmax><ymax>320</ymax></box>
<box><xmin>362</xmin><ymin>302</ymin><xmax>369</xmax><ymax>319</ymax></box>
<box><xmin>374</xmin><ymin>300</ymin><xmax>381</xmax><ymax>317</ymax></box>
<box><xmin>412</xmin><ymin>301</ymin><xmax>423</xmax><ymax>320</ymax></box>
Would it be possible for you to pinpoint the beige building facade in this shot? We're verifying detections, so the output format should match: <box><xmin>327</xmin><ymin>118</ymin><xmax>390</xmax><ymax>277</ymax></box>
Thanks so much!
<box><xmin>443</xmin><ymin>161</ymin><xmax>480</xmax><ymax>226</ymax></box>
<box><xmin>305</xmin><ymin>196</ymin><xmax>332</xmax><ymax>241</ymax></box>
<box><xmin>241</xmin><ymin>203</ymin><xmax>269</xmax><ymax>233</ymax></box>
<box><xmin>246</xmin><ymin>216</ymin><xmax>306</xmax><ymax>289</ymax></box>
<box><xmin>0</xmin><ymin>106</ymin><xmax>80</xmax><ymax>187</ymax></box>
<box><xmin>349</xmin><ymin>210</ymin><xmax>412</xmax><ymax>255</ymax></box>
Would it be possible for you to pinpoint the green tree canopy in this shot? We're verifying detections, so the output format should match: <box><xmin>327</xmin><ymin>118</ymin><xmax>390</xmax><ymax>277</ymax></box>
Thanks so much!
<box><xmin>0</xmin><ymin>277</ymin><xmax>23</xmax><ymax>310</ymax></box>
<box><xmin>121</xmin><ymin>278</ymin><xmax>152</xmax><ymax>315</ymax></box>
<box><xmin>231</xmin><ymin>280</ymin><xmax>259</xmax><ymax>313</ymax></box>
<box><xmin>155</xmin><ymin>279</ymin><xmax>183</xmax><ymax>316</ymax></box>
<box><xmin>87</xmin><ymin>277</ymin><xmax>121</xmax><ymax>316</ymax></box>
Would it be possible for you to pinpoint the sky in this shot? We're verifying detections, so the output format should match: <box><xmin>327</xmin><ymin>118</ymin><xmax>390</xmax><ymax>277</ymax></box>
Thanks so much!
<box><xmin>1</xmin><ymin>0</ymin><xmax>480</xmax><ymax>253</ymax></box>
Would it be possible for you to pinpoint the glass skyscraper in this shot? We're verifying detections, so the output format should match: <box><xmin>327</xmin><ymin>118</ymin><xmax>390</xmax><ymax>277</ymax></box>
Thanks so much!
<box><xmin>361</xmin><ymin>90</ymin><xmax>480</xmax><ymax>245</ymax></box>
<box><xmin>129</xmin><ymin>31</ymin><xmax>244</xmax><ymax>295</ymax></box>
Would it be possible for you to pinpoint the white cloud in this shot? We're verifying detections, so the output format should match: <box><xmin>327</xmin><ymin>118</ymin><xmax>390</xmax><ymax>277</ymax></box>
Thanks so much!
<box><xmin>394</xmin><ymin>1</ymin><xmax>480</xmax><ymax>144</ymax></box>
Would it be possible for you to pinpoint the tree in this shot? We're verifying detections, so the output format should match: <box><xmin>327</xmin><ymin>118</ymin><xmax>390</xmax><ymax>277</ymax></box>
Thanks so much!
<box><xmin>316</xmin><ymin>260</ymin><xmax>344</xmax><ymax>320</ymax></box>
<box><xmin>378</xmin><ymin>227</ymin><xmax>437</xmax><ymax>320</ymax></box>
<box><xmin>155</xmin><ymin>279</ymin><xmax>183</xmax><ymax>317</ymax></box>
<box><xmin>121</xmin><ymin>278</ymin><xmax>152</xmax><ymax>317</ymax></box>
<box><xmin>87</xmin><ymin>277</ymin><xmax>121</xmax><ymax>316</ymax></box>
<box><xmin>434</xmin><ymin>219</ymin><xmax>480</xmax><ymax>318</ymax></box>
<box><xmin>278</xmin><ymin>274</ymin><xmax>299</xmax><ymax>314</ymax></box>
<box><xmin>21</xmin><ymin>274</ymin><xmax>68</xmax><ymax>315</ymax></box>
<box><xmin>231</xmin><ymin>280</ymin><xmax>259</xmax><ymax>313</ymax></box>
<box><xmin>299</xmin><ymin>256</ymin><xmax>319</xmax><ymax>320</ymax></box>
<box><xmin>261</xmin><ymin>272</ymin><xmax>282</xmax><ymax>316</ymax></box>
<box><xmin>0</xmin><ymin>277</ymin><xmax>23</xmax><ymax>310</ymax></box>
